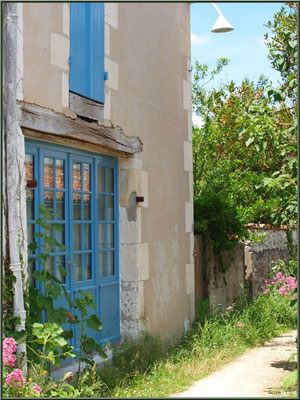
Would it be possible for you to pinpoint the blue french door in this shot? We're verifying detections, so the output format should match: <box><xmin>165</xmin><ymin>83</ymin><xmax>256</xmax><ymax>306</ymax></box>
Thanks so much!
<box><xmin>25</xmin><ymin>140</ymin><xmax>120</xmax><ymax>352</ymax></box>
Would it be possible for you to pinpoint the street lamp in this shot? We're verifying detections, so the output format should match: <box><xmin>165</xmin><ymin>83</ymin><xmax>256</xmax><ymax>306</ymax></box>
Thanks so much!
<box><xmin>210</xmin><ymin>3</ymin><xmax>234</xmax><ymax>33</ymax></box>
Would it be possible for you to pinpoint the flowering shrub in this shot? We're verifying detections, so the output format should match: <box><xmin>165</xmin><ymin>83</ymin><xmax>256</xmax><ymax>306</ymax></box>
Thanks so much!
<box><xmin>2</xmin><ymin>338</ymin><xmax>43</xmax><ymax>398</ymax></box>
<box><xmin>5</xmin><ymin>369</ymin><xmax>25</xmax><ymax>388</ymax></box>
<box><xmin>264</xmin><ymin>271</ymin><xmax>297</xmax><ymax>297</ymax></box>
<box><xmin>3</xmin><ymin>337</ymin><xmax>17</xmax><ymax>368</ymax></box>
<box><xmin>2</xmin><ymin>337</ymin><xmax>83</xmax><ymax>398</ymax></box>
<box><xmin>33</xmin><ymin>385</ymin><xmax>42</xmax><ymax>394</ymax></box>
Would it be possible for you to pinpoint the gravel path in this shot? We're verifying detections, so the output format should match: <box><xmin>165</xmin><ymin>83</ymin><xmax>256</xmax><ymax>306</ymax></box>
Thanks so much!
<box><xmin>171</xmin><ymin>330</ymin><xmax>297</xmax><ymax>398</ymax></box>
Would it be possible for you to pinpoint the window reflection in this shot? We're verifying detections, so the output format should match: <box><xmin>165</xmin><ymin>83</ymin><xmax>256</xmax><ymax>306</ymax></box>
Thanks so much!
<box><xmin>107</xmin><ymin>168</ymin><xmax>114</xmax><ymax>193</ymax></box>
<box><xmin>55</xmin><ymin>224</ymin><xmax>65</xmax><ymax>246</ymax></box>
<box><xmin>83</xmin><ymin>194</ymin><xmax>91</xmax><ymax>220</ymax></box>
<box><xmin>26</xmin><ymin>190</ymin><xmax>34</xmax><ymax>220</ymax></box>
<box><xmin>107</xmin><ymin>252</ymin><xmax>114</xmax><ymax>276</ymax></box>
<box><xmin>74</xmin><ymin>254</ymin><xmax>82</xmax><ymax>281</ymax></box>
<box><xmin>56</xmin><ymin>192</ymin><xmax>64</xmax><ymax>220</ymax></box>
<box><xmin>74</xmin><ymin>224</ymin><xmax>81</xmax><ymax>251</ymax></box>
<box><xmin>44</xmin><ymin>158</ymin><xmax>54</xmax><ymax>188</ymax></box>
<box><xmin>98</xmin><ymin>166</ymin><xmax>105</xmax><ymax>192</ymax></box>
<box><xmin>83</xmin><ymin>163</ymin><xmax>91</xmax><ymax>191</ymax></box>
<box><xmin>44</xmin><ymin>191</ymin><xmax>54</xmax><ymax>218</ymax></box>
<box><xmin>98</xmin><ymin>195</ymin><xmax>105</xmax><ymax>220</ymax></box>
<box><xmin>56</xmin><ymin>159</ymin><xmax>64</xmax><ymax>189</ymax></box>
<box><xmin>84</xmin><ymin>253</ymin><xmax>92</xmax><ymax>280</ymax></box>
<box><xmin>107</xmin><ymin>196</ymin><xmax>114</xmax><ymax>220</ymax></box>
<box><xmin>25</xmin><ymin>154</ymin><xmax>34</xmax><ymax>182</ymax></box>
<box><xmin>73</xmin><ymin>193</ymin><xmax>81</xmax><ymax>220</ymax></box>
<box><xmin>99</xmin><ymin>252</ymin><xmax>105</xmax><ymax>277</ymax></box>
<box><xmin>73</xmin><ymin>162</ymin><xmax>81</xmax><ymax>190</ymax></box>
<box><xmin>107</xmin><ymin>224</ymin><xmax>114</xmax><ymax>248</ymax></box>
<box><xmin>83</xmin><ymin>224</ymin><xmax>91</xmax><ymax>250</ymax></box>
<box><xmin>98</xmin><ymin>224</ymin><xmax>105</xmax><ymax>248</ymax></box>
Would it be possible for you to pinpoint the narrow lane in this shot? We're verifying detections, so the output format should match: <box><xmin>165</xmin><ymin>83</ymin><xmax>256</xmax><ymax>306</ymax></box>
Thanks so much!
<box><xmin>171</xmin><ymin>330</ymin><xmax>297</xmax><ymax>398</ymax></box>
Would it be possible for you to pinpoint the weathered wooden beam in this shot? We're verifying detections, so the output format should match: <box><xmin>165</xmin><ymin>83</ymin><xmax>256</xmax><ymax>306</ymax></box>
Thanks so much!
<box><xmin>17</xmin><ymin>102</ymin><xmax>143</xmax><ymax>156</ymax></box>
<box><xmin>69</xmin><ymin>92</ymin><xmax>104</xmax><ymax>122</ymax></box>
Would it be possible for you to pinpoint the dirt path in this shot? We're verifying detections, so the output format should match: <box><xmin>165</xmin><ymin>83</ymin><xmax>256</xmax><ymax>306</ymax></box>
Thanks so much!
<box><xmin>171</xmin><ymin>330</ymin><xmax>297</xmax><ymax>398</ymax></box>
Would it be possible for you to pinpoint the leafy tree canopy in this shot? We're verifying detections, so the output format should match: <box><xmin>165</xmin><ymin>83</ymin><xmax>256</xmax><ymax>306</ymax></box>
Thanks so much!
<box><xmin>192</xmin><ymin>3</ymin><xmax>297</xmax><ymax>256</ymax></box>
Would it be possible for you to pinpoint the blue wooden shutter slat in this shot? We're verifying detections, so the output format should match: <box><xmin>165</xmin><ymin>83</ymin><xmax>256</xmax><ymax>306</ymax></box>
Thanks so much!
<box><xmin>70</xmin><ymin>3</ymin><xmax>87</xmax><ymax>97</ymax></box>
<box><xmin>90</xmin><ymin>3</ymin><xmax>105</xmax><ymax>103</ymax></box>
<box><xmin>70</xmin><ymin>3</ymin><xmax>105</xmax><ymax>103</ymax></box>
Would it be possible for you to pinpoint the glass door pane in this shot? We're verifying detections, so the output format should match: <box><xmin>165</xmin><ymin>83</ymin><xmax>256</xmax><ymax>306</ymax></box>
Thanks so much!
<box><xmin>72</xmin><ymin>159</ymin><xmax>92</xmax><ymax>282</ymax></box>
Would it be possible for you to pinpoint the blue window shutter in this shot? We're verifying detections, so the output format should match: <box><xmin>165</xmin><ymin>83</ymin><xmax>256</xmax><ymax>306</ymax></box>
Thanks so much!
<box><xmin>90</xmin><ymin>3</ymin><xmax>105</xmax><ymax>103</ymax></box>
<box><xmin>70</xmin><ymin>3</ymin><xmax>105</xmax><ymax>103</ymax></box>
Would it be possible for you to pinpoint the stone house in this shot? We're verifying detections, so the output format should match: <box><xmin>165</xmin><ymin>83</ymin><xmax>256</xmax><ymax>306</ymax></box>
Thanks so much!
<box><xmin>3</xmin><ymin>2</ymin><xmax>194</xmax><ymax>358</ymax></box>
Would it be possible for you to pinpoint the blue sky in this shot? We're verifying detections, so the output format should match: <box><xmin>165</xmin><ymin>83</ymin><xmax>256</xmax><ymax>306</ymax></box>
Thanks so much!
<box><xmin>191</xmin><ymin>2</ymin><xmax>284</xmax><ymax>93</ymax></box>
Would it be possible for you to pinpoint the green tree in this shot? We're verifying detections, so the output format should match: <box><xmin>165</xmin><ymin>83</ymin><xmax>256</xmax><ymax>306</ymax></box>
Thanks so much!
<box><xmin>264</xmin><ymin>2</ymin><xmax>298</xmax><ymax>108</ymax></box>
<box><xmin>192</xmin><ymin>3</ymin><xmax>297</xmax><ymax>255</ymax></box>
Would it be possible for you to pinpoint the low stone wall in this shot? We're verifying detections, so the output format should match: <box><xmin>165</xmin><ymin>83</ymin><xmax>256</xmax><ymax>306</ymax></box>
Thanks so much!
<box><xmin>194</xmin><ymin>235</ymin><xmax>245</xmax><ymax>311</ymax></box>
<box><xmin>194</xmin><ymin>226</ymin><xmax>297</xmax><ymax>312</ymax></box>
<box><xmin>245</xmin><ymin>226</ymin><xmax>297</xmax><ymax>297</ymax></box>
<box><xmin>207</xmin><ymin>241</ymin><xmax>245</xmax><ymax>311</ymax></box>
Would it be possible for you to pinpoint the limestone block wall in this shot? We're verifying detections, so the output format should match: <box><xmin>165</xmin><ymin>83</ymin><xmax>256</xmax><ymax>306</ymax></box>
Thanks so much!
<box><xmin>23</xmin><ymin>3</ymin><xmax>70</xmax><ymax>113</ymax></box>
<box><xmin>111</xmin><ymin>3</ymin><xmax>194</xmax><ymax>338</ymax></box>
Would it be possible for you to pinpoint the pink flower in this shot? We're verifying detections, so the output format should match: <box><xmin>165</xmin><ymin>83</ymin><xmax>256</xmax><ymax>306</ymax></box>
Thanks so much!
<box><xmin>275</xmin><ymin>272</ymin><xmax>284</xmax><ymax>281</ymax></box>
<box><xmin>33</xmin><ymin>385</ymin><xmax>42</xmax><ymax>394</ymax></box>
<box><xmin>5</xmin><ymin>369</ymin><xmax>25</xmax><ymax>388</ymax></box>
<box><xmin>3</xmin><ymin>337</ymin><xmax>17</xmax><ymax>367</ymax></box>
<box><xmin>236</xmin><ymin>322</ymin><xmax>244</xmax><ymax>327</ymax></box>
<box><xmin>3</xmin><ymin>353</ymin><xmax>16</xmax><ymax>367</ymax></box>
<box><xmin>278</xmin><ymin>286</ymin><xmax>286</xmax><ymax>295</ymax></box>
<box><xmin>3</xmin><ymin>338</ymin><xmax>17</xmax><ymax>354</ymax></box>
<box><xmin>265</xmin><ymin>279</ymin><xmax>271</xmax><ymax>285</ymax></box>
<box><xmin>226</xmin><ymin>306</ymin><xmax>233</xmax><ymax>311</ymax></box>
<box><xmin>263</xmin><ymin>289</ymin><xmax>270</xmax><ymax>295</ymax></box>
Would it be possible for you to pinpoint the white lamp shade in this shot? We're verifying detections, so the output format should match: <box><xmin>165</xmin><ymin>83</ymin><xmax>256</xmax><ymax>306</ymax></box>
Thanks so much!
<box><xmin>211</xmin><ymin>15</ymin><xmax>234</xmax><ymax>33</ymax></box>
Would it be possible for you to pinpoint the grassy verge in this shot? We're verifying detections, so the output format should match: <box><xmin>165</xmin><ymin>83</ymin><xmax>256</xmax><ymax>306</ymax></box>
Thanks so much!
<box><xmin>268</xmin><ymin>383</ymin><xmax>297</xmax><ymax>398</ymax></box>
<box><xmin>96</xmin><ymin>290</ymin><xmax>296</xmax><ymax>398</ymax></box>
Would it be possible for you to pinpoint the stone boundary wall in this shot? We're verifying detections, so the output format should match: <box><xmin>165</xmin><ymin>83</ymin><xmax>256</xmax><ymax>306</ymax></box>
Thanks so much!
<box><xmin>245</xmin><ymin>226</ymin><xmax>297</xmax><ymax>297</ymax></box>
<box><xmin>194</xmin><ymin>226</ymin><xmax>297</xmax><ymax>311</ymax></box>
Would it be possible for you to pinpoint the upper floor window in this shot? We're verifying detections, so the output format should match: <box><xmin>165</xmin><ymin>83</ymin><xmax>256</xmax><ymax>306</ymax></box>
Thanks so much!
<box><xmin>69</xmin><ymin>2</ymin><xmax>105</xmax><ymax>104</ymax></box>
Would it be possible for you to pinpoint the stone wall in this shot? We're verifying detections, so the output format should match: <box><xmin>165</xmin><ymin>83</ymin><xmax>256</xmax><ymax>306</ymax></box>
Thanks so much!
<box><xmin>245</xmin><ymin>226</ymin><xmax>297</xmax><ymax>297</ymax></box>
<box><xmin>194</xmin><ymin>226</ymin><xmax>297</xmax><ymax>312</ymax></box>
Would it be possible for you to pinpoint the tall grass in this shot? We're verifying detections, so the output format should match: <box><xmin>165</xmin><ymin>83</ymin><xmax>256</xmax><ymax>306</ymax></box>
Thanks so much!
<box><xmin>95</xmin><ymin>289</ymin><xmax>296</xmax><ymax>398</ymax></box>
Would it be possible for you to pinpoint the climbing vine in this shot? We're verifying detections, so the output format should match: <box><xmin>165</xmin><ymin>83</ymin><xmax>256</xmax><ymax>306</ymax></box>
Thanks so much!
<box><xmin>3</xmin><ymin>258</ymin><xmax>21</xmax><ymax>336</ymax></box>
